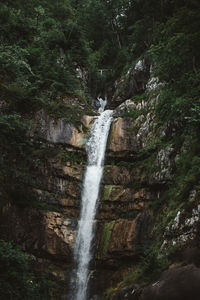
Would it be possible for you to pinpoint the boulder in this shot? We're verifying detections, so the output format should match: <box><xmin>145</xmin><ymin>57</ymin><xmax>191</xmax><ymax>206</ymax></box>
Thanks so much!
<box><xmin>141</xmin><ymin>264</ymin><xmax>200</xmax><ymax>300</ymax></box>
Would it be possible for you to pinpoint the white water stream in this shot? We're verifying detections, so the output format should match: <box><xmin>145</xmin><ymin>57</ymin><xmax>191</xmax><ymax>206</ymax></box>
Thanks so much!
<box><xmin>97</xmin><ymin>96</ymin><xmax>107</xmax><ymax>113</ymax></box>
<box><xmin>72</xmin><ymin>103</ymin><xmax>113</xmax><ymax>300</ymax></box>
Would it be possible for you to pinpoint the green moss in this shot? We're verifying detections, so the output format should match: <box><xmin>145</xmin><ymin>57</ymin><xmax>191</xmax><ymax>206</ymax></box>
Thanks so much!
<box><xmin>103</xmin><ymin>185</ymin><xmax>125</xmax><ymax>201</ymax></box>
<box><xmin>98</xmin><ymin>221</ymin><xmax>115</xmax><ymax>258</ymax></box>
<box><xmin>121</xmin><ymin>267</ymin><xmax>143</xmax><ymax>287</ymax></box>
<box><xmin>106</xmin><ymin>141</ymin><xmax>200</xmax><ymax>294</ymax></box>
<box><xmin>104</xmin><ymin>287</ymin><xmax>117</xmax><ymax>300</ymax></box>
<box><xmin>103</xmin><ymin>185</ymin><xmax>114</xmax><ymax>201</ymax></box>
<box><xmin>56</xmin><ymin>150</ymin><xmax>85</xmax><ymax>165</ymax></box>
<box><xmin>121</xmin><ymin>107</ymin><xmax>148</xmax><ymax>120</ymax></box>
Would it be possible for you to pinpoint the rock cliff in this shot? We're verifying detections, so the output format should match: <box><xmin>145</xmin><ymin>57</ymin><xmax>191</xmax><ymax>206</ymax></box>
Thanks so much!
<box><xmin>1</xmin><ymin>59</ymin><xmax>200</xmax><ymax>300</ymax></box>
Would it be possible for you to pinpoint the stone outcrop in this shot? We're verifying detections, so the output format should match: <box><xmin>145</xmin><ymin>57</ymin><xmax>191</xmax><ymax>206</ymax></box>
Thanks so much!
<box><xmin>111</xmin><ymin>57</ymin><xmax>151</xmax><ymax>108</ymax></box>
<box><xmin>0</xmin><ymin>205</ymin><xmax>76</xmax><ymax>262</ymax></box>
<box><xmin>31</xmin><ymin>109</ymin><xmax>95</xmax><ymax>147</ymax></box>
<box><xmin>141</xmin><ymin>264</ymin><xmax>200</xmax><ymax>300</ymax></box>
<box><xmin>161</xmin><ymin>202</ymin><xmax>200</xmax><ymax>250</ymax></box>
<box><xmin>111</xmin><ymin>262</ymin><xmax>200</xmax><ymax>300</ymax></box>
<box><xmin>108</xmin><ymin>117</ymin><xmax>141</xmax><ymax>155</ymax></box>
<box><xmin>97</xmin><ymin>210</ymin><xmax>153</xmax><ymax>260</ymax></box>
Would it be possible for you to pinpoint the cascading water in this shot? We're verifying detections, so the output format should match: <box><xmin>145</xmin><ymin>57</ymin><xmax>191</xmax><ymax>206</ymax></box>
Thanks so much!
<box><xmin>97</xmin><ymin>96</ymin><xmax>107</xmax><ymax>113</ymax></box>
<box><xmin>72</xmin><ymin>103</ymin><xmax>113</xmax><ymax>300</ymax></box>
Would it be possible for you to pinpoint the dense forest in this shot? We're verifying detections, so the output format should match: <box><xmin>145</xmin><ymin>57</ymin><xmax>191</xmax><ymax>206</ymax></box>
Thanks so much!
<box><xmin>0</xmin><ymin>0</ymin><xmax>200</xmax><ymax>299</ymax></box>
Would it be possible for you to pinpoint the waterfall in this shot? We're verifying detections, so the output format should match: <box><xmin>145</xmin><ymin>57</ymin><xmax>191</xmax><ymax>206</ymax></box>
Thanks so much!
<box><xmin>97</xmin><ymin>96</ymin><xmax>107</xmax><ymax>113</ymax></box>
<box><xmin>72</xmin><ymin>105</ymin><xmax>113</xmax><ymax>300</ymax></box>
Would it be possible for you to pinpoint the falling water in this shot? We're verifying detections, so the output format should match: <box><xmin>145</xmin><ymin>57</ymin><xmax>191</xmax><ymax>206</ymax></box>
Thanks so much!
<box><xmin>97</xmin><ymin>96</ymin><xmax>107</xmax><ymax>113</ymax></box>
<box><xmin>72</xmin><ymin>103</ymin><xmax>113</xmax><ymax>300</ymax></box>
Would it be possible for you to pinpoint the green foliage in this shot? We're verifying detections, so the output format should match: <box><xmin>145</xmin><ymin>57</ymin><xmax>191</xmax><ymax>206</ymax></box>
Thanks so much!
<box><xmin>0</xmin><ymin>0</ymin><xmax>200</xmax><ymax>298</ymax></box>
<box><xmin>147</xmin><ymin>6</ymin><xmax>200</xmax><ymax>127</ymax></box>
<box><xmin>120</xmin><ymin>268</ymin><xmax>143</xmax><ymax>287</ymax></box>
<box><xmin>0</xmin><ymin>240</ymin><xmax>52</xmax><ymax>300</ymax></box>
<box><xmin>138</xmin><ymin>152</ymin><xmax>157</xmax><ymax>176</ymax></box>
<box><xmin>0</xmin><ymin>113</ymin><xmax>35</xmax><ymax>208</ymax></box>
<box><xmin>104</xmin><ymin>287</ymin><xmax>116</xmax><ymax>300</ymax></box>
<box><xmin>185</xmin><ymin>102</ymin><xmax>200</xmax><ymax>125</ymax></box>
<box><xmin>0</xmin><ymin>0</ymin><xmax>93</xmax><ymax>210</ymax></box>
<box><xmin>139</xmin><ymin>246</ymin><xmax>171</xmax><ymax>282</ymax></box>
<box><xmin>113</xmin><ymin>244</ymin><xmax>173</xmax><ymax>294</ymax></box>
<box><xmin>168</xmin><ymin>141</ymin><xmax>200</xmax><ymax>208</ymax></box>
<box><xmin>103</xmin><ymin>185</ymin><xmax>114</xmax><ymax>201</ymax></box>
<box><xmin>0</xmin><ymin>0</ymin><xmax>91</xmax><ymax>115</ymax></box>
<box><xmin>57</xmin><ymin>150</ymin><xmax>85</xmax><ymax>165</ymax></box>
<box><xmin>136</xmin><ymin>136</ymin><xmax>200</xmax><ymax>285</ymax></box>
<box><xmin>121</xmin><ymin>107</ymin><xmax>147</xmax><ymax>120</ymax></box>
<box><xmin>140</xmin><ymin>138</ymin><xmax>162</xmax><ymax>155</ymax></box>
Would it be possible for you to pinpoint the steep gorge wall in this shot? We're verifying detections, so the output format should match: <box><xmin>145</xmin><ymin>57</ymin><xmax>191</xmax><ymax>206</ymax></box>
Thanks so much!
<box><xmin>1</xmin><ymin>60</ymin><xmax>200</xmax><ymax>300</ymax></box>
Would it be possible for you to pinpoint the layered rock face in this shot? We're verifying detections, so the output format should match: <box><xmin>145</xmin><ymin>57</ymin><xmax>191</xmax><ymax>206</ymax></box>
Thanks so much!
<box><xmin>1</xmin><ymin>207</ymin><xmax>76</xmax><ymax>262</ymax></box>
<box><xmin>1</xmin><ymin>60</ymin><xmax>200</xmax><ymax>300</ymax></box>
<box><xmin>1</xmin><ymin>96</ymin><xmax>158</xmax><ymax>296</ymax></box>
